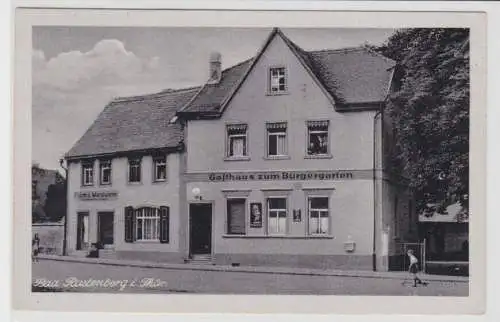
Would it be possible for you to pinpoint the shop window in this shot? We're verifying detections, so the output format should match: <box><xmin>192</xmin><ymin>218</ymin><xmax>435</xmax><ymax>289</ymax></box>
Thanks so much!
<box><xmin>227</xmin><ymin>198</ymin><xmax>246</xmax><ymax>235</ymax></box>
<box><xmin>128</xmin><ymin>157</ymin><xmax>142</xmax><ymax>183</ymax></box>
<box><xmin>99</xmin><ymin>160</ymin><xmax>112</xmax><ymax>185</ymax></box>
<box><xmin>267</xmin><ymin>197</ymin><xmax>287</xmax><ymax>235</ymax></box>
<box><xmin>308</xmin><ymin>196</ymin><xmax>329</xmax><ymax>235</ymax></box>
<box><xmin>307</xmin><ymin>120</ymin><xmax>329</xmax><ymax>156</ymax></box>
<box><xmin>153</xmin><ymin>156</ymin><xmax>167</xmax><ymax>182</ymax></box>
<box><xmin>81</xmin><ymin>161</ymin><xmax>94</xmax><ymax>186</ymax></box>
<box><xmin>269</xmin><ymin>67</ymin><xmax>287</xmax><ymax>94</ymax></box>
<box><xmin>226</xmin><ymin>124</ymin><xmax>248</xmax><ymax>158</ymax></box>
<box><xmin>266</xmin><ymin>122</ymin><xmax>287</xmax><ymax>157</ymax></box>
<box><xmin>124</xmin><ymin>206</ymin><xmax>169</xmax><ymax>243</ymax></box>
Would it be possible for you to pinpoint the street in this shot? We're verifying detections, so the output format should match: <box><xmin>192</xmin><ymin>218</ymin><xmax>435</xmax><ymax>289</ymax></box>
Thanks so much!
<box><xmin>32</xmin><ymin>259</ymin><xmax>468</xmax><ymax>296</ymax></box>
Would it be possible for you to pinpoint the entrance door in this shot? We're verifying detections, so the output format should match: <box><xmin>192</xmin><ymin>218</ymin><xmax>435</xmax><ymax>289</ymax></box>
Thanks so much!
<box><xmin>189</xmin><ymin>203</ymin><xmax>212</xmax><ymax>256</ymax></box>
<box><xmin>98</xmin><ymin>212</ymin><xmax>114</xmax><ymax>247</ymax></box>
<box><xmin>76</xmin><ymin>212</ymin><xmax>89</xmax><ymax>250</ymax></box>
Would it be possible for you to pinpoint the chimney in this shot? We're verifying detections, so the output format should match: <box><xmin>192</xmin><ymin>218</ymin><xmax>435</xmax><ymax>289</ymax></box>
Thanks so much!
<box><xmin>208</xmin><ymin>51</ymin><xmax>222</xmax><ymax>84</ymax></box>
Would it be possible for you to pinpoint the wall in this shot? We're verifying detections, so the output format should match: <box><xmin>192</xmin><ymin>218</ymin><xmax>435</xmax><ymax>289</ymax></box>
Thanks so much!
<box><xmin>32</xmin><ymin>221</ymin><xmax>64</xmax><ymax>255</ymax></box>
<box><xmin>66</xmin><ymin>153</ymin><xmax>183</xmax><ymax>257</ymax></box>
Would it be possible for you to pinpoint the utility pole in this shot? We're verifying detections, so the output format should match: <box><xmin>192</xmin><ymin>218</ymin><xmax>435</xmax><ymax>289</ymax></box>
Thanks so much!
<box><xmin>59</xmin><ymin>158</ymin><xmax>68</xmax><ymax>256</ymax></box>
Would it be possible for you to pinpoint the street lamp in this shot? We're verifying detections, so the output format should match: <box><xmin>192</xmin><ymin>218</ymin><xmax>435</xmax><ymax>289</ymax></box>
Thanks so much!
<box><xmin>59</xmin><ymin>158</ymin><xmax>68</xmax><ymax>256</ymax></box>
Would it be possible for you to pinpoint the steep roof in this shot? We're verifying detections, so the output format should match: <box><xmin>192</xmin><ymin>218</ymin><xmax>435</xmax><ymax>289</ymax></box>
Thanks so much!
<box><xmin>178</xmin><ymin>28</ymin><xmax>396</xmax><ymax>116</ymax></box>
<box><xmin>66</xmin><ymin>28</ymin><xmax>396</xmax><ymax>158</ymax></box>
<box><xmin>65</xmin><ymin>87</ymin><xmax>199</xmax><ymax>159</ymax></box>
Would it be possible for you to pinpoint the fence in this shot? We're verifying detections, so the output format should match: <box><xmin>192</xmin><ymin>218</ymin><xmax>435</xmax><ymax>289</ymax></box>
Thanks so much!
<box><xmin>32</xmin><ymin>220</ymin><xmax>64</xmax><ymax>255</ymax></box>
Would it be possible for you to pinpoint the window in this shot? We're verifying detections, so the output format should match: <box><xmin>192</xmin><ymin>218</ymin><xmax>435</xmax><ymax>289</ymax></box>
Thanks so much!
<box><xmin>32</xmin><ymin>180</ymin><xmax>38</xmax><ymax>200</ymax></box>
<box><xmin>266</xmin><ymin>122</ymin><xmax>287</xmax><ymax>157</ymax></box>
<box><xmin>81</xmin><ymin>161</ymin><xmax>94</xmax><ymax>186</ymax></box>
<box><xmin>267</xmin><ymin>197</ymin><xmax>287</xmax><ymax>235</ymax></box>
<box><xmin>227</xmin><ymin>198</ymin><xmax>246</xmax><ymax>235</ymax></box>
<box><xmin>307</xmin><ymin>120</ymin><xmax>329</xmax><ymax>156</ymax></box>
<box><xmin>226</xmin><ymin>124</ymin><xmax>248</xmax><ymax>158</ymax></box>
<box><xmin>135</xmin><ymin>207</ymin><xmax>160</xmax><ymax>241</ymax></box>
<box><xmin>308</xmin><ymin>197</ymin><xmax>329</xmax><ymax>235</ymax></box>
<box><xmin>128</xmin><ymin>158</ymin><xmax>142</xmax><ymax>183</ymax></box>
<box><xmin>99</xmin><ymin>160</ymin><xmax>112</xmax><ymax>185</ymax></box>
<box><xmin>153</xmin><ymin>156</ymin><xmax>167</xmax><ymax>182</ymax></box>
<box><xmin>269</xmin><ymin>67</ymin><xmax>287</xmax><ymax>93</ymax></box>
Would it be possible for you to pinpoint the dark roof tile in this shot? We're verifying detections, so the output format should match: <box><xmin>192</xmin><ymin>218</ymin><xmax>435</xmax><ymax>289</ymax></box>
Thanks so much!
<box><xmin>65</xmin><ymin>87</ymin><xmax>199</xmax><ymax>158</ymax></box>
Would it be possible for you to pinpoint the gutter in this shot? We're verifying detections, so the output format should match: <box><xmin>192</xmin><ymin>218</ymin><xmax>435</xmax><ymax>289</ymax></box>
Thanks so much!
<box><xmin>372</xmin><ymin>109</ymin><xmax>383</xmax><ymax>271</ymax></box>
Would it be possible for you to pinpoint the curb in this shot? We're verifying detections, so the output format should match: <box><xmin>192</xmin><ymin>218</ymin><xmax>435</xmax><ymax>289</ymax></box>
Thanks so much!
<box><xmin>36</xmin><ymin>255</ymin><xmax>469</xmax><ymax>283</ymax></box>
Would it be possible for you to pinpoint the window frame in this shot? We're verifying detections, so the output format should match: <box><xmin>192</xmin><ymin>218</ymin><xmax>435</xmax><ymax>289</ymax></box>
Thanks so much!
<box><xmin>307</xmin><ymin>196</ymin><xmax>331</xmax><ymax>236</ymax></box>
<box><xmin>226</xmin><ymin>197</ymin><xmax>247</xmax><ymax>235</ymax></box>
<box><xmin>99</xmin><ymin>159</ymin><xmax>112</xmax><ymax>186</ymax></box>
<box><xmin>266</xmin><ymin>122</ymin><xmax>288</xmax><ymax>158</ymax></box>
<box><xmin>306</xmin><ymin>120</ymin><xmax>331</xmax><ymax>158</ymax></box>
<box><xmin>135</xmin><ymin>207</ymin><xmax>161</xmax><ymax>241</ymax></box>
<box><xmin>81</xmin><ymin>161</ymin><xmax>94</xmax><ymax>186</ymax></box>
<box><xmin>153</xmin><ymin>156</ymin><xmax>167</xmax><ymax>182</ymax></box>
<box><xmin>268</xmin><ymin>66</ymin><xmax>288</xmax><ymax>95</ymax></box>
<box><xmin>225</xmin><ymin>123</ymin><xmax>249</xmax><ymax>160</ymax></box>
<box><xmin>266</xmin><ymin>196</ymin><xmax>288</xmax><ymax>236</ymax></box>
<box><xmin>127</xmin><ymin>157</ymin><xmax>142</xmax><ymax>183</ymax></box>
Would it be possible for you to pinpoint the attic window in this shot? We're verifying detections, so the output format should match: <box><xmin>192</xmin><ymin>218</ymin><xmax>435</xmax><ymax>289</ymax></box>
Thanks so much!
<box><xmin>269</xmin><ymin>67</ymin><xmax>287</xmax><ymax>94</ymax></box>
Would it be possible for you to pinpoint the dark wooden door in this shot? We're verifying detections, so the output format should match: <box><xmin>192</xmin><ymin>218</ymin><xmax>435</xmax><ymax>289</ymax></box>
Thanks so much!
<box><xmin>189</xmin><ymin>204</ymin><xmax>212</xmax><ymax>255</ymax></box>
<box><xmin>98</xmin><ymin>212</ymin><xmax>114</xmax><ymax>246</ymax></box>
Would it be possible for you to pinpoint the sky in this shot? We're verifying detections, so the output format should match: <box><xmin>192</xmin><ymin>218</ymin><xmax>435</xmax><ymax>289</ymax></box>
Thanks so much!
<box><xmin>32</xmin><ymin>27</ymin><xmax>396</xmax><ymax>171</ymax></box>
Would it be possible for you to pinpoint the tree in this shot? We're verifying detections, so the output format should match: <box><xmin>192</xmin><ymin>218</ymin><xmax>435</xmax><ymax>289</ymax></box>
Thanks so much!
<box><xmin>43</xmin><ymin>182</ymin><xmax>67</xmax><ymax>222</ymax></box>
<box><xmin>377</xmin><ymin>28</ymin><xmax>469</xmax><ymax>215</ymax></box>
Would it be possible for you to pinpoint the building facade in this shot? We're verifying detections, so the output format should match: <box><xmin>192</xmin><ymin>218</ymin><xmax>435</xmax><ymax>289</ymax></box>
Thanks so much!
<box><xmin>64</xmin><ymin>28</ymin><xmax>416</xmax><ymax>271</ymax></box>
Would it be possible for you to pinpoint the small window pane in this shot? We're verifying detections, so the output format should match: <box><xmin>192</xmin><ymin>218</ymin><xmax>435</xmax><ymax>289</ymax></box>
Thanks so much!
<box><xmin>311</xmin><ymin>197</ymin><xmax>329</xmax><ymax>209</ymax></box>
<box><xmin>269</xmin><ymin>198</ymin><xmax>286</xmax><ymax>209</ymax></box>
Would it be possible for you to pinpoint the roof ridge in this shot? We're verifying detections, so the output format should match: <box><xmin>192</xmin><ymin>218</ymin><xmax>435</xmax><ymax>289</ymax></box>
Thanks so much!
<box><xmin>112</xmin><ymin>86</ymin><xmax>201</xmax><ymax>103</ymax></box>
<box><xmin>221</xmin><ymin>57</ymin><xmax>254</xmax><ymax>73</ymax></box>
<box><xmin>307</xmin><ymin>46</ymin><xmax>366</xmax><ymax>54</ymax></box>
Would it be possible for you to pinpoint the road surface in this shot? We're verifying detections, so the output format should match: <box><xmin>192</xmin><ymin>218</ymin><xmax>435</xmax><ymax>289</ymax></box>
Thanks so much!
<box><xmin>32</xmin><ymin>259</ymin><xmax>468</xmax><ymax>296</ymax></box>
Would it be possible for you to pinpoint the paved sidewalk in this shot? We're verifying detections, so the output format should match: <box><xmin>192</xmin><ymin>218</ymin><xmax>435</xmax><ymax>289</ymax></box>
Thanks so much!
<box><xmin>37</xmin><ymin>254</ymin><xmax>469</xmax><ymax>283</ymax></box>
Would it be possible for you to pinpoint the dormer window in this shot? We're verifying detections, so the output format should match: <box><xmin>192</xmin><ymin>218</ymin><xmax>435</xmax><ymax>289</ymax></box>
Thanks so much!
<box><xmin>269</xmin><ymin>67</ymin><xmax>287</xmax><ymax>94</ymax></box>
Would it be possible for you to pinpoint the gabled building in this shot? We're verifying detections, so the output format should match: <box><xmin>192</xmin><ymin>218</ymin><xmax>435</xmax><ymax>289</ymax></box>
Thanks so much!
<box><xmin>64</xmin><ymin>28</ymin><xmax>416</xmax><ymax>271</ymax></box>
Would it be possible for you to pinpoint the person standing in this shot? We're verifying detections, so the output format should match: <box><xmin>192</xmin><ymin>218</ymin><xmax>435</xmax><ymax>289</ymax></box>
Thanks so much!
<box><xmin>32</xmin><ymin>233</ymin><xmax>40</xmax><ymax>262</ymax></box>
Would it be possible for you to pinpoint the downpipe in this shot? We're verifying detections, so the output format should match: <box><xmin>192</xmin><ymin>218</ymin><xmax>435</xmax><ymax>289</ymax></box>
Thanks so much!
<box><xmin>372</xmin><ymin>110</ymin><xmax>382</xmax><ymax>271</ymax></box>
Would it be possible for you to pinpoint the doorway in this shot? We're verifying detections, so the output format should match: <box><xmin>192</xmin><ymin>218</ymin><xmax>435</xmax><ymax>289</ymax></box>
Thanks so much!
<box><xmin>76</xmin><ymin>212</ymin><xmax>89</xmax><ymax>250</ymax></box>
<box><xmin>97</xmin><ymin>212</ymin><xmax>114</xmax><ymax>248</ymax></box>
<box><xmin>189</xmin><ymin>203</ymin><xmax>212</xmax><ymax>256</ymax></box>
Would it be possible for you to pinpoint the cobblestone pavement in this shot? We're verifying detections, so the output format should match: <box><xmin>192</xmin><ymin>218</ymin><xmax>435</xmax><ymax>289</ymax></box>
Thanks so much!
<box><xmin>32</xmin><ymin>259</ymin><xmax>468</xmax><ymax>296</ymax></box>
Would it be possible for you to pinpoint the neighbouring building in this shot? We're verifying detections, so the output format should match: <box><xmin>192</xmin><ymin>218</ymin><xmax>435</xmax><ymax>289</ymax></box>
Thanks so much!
<box><xmin>64</xmin><ymin>28</ymin><xmax>417</xmax><ymax>271</ymax></box>
<box><xmin>32</xmin><ymin>163</ymin><xmax>65</xmax><ymax>222</ymax></box>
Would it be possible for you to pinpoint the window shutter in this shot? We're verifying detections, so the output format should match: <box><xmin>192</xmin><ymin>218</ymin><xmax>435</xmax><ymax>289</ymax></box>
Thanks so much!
<box><xmin>124</xmin><ymin>206</ymin><xmax>135</xmax><ymax>242</ymax></box>
<box><xmin>227</xmin><ymin>199</ymin><xmax>246</xmax><ymax>234</ymax></box>
<box><xmin>159</xmin><ymin>206</ymin><xmax>169</xmax><ymax>243</ymax></box>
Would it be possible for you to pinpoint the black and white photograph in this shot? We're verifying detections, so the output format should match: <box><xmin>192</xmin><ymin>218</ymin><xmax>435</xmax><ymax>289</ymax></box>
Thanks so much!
<box><xmin>11</xmin><ymin>7</ymin><xmax>487</xmax><ymax>315</ymax></box>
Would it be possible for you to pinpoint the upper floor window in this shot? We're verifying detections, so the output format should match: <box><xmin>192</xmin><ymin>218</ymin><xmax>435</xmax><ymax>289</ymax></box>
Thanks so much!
<box><xmin>269</xmin><ymin>67</ymin><xmax>287</xmax><ymax>94</ymax></box>
<box><xmin>266</xmin><ymin>122</ymin><xmax>288</xmax><ymax>157</ymax></box>
<box><xmin>226</xmin><ymin>124</ymin><xmax>248</xmax><ymax>158</ymax></box>
<box><xmin>307</xmin><ymin>120</ymin><xmax>329</xmax><ymax>156</ymax></box>
<box><xmin>153</xmin><ymin>156</ymin><xmax>167</xmax><ymax>182</ymax></box>
<box><xmin>81</xmin><ymin>161</ymin><xmax>94</xmax><ymax>186</ymax></box>
<box><xmin>128</xmin><ymin>157</ymin><xmax>142</xmax><ymax>183</ymax></box>
<box><xmin>267</xmin><ymin>197</ymin><xmax>287</xmax><ymax>235</ymax></box>
<box><xmin>308</xmin><ymin>196</ymin><xmax>330</xmax><ymax>235</ymax></box>
<box><xmin>99</xmin><ymin>160</ymin><xmax>112</xmax><ymax>185</ymax></box>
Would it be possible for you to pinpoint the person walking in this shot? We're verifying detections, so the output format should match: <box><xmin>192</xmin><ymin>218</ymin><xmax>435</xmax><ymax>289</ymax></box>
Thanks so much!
<box><xmin>406</xmin><ymin>249</ymin><xmax>427</xmax><ymax>287</ymax></box>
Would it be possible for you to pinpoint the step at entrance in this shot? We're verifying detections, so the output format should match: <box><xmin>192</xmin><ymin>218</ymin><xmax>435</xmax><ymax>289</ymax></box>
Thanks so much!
<box><xmin>188</xmin><ymin>254</ymin><xmax>214</xmax><ymax>265</ymax></box>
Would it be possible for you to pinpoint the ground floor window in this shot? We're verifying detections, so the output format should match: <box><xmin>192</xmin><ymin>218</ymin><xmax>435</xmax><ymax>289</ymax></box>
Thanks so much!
<box><xmin>267</xmin><ymin>197</ymin><xmax>287</xmax><ymax>235</ymax></box>
<box><xmin>124</xmin><ymin>206</ymin><xmax>169</xmax><ymax>243</ymax></box>
<box><xmin>308</xmin><ymin>196</ymin><xmax>329</xmax><ymax>235</ymax></box>
<box><xmin>226</xmin><ymin>198</ymin><xmax>246</xmax><ymax>235</ymax></box>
